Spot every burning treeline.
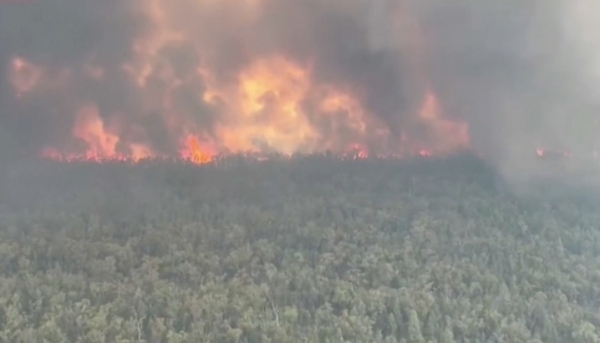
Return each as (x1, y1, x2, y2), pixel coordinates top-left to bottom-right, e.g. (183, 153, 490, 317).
(1, 0, 472, 164)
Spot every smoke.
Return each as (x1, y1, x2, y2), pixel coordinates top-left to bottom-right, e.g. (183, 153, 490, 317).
(370, 0, 600, 179)
(0, 0, 598, 175)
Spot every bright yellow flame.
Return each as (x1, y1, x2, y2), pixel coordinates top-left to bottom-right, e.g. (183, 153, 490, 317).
(217, 56, 318, 154)
(14, 0, 473, 164)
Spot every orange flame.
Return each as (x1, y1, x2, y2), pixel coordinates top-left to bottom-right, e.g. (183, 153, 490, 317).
(10, 0, 474, 164)
(209, 56, 320, 154)
(73, 106, 121, 159)
(181, 135, 214, 164)
(417, 89, 470, 153)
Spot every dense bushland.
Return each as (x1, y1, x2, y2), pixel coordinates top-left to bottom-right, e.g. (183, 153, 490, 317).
(0, 154, 599, 343)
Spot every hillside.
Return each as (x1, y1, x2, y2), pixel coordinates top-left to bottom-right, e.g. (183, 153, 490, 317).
(0, 154, 599, 342)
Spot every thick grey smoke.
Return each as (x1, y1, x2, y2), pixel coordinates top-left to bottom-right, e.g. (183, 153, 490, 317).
(0, 0, 598, 174)
(370, 0, 600, 179)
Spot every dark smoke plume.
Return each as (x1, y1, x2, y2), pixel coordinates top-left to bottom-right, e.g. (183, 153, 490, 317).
(0, 0, 598, 177)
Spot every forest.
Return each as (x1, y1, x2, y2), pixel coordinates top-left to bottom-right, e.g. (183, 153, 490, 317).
(0, 153, 599, 342)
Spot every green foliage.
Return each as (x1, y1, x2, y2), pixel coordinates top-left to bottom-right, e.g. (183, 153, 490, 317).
(0, 155, 598, 342)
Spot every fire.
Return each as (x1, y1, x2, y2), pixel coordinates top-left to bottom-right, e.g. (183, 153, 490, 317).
(345, 143, 369, 160)
(6, 0, 474, 165)
(419, 149, 434, 157)
(181, 135, 214, 164)
(535, 148, 575, 159)
(536, 148, 545, 157)
(208, 56, 320, 154)
(318, 87, 381, 147)
(39, 105, 156, 162)
(416, 89, 470, 153)
(200, 55, 390, 156)
(9, 57, 43, 97)
(73, 106, 121, 159)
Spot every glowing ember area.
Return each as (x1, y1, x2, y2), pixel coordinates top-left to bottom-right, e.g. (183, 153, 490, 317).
(533, 149, 600, 160)
(5, 0, 474, 164)
(419, 149, 434, 157)
(9, 57, 43, 97)
(345, 143, 369, 160)
(536, 148, 545, 157)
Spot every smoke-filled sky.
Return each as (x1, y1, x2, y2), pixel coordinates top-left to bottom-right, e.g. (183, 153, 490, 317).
(0, 0, 599, 164)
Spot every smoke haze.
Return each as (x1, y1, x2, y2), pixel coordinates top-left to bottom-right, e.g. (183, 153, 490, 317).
(0, 0, 598, 176)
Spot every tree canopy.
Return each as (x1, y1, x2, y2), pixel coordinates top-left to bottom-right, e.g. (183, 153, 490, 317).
(0, 154, 598, 342)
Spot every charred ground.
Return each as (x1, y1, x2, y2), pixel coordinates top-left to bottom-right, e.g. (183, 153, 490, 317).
(0, 155, 599, 342)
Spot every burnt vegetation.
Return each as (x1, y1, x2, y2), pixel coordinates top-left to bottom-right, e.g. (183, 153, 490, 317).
(0, 154, 599, 342)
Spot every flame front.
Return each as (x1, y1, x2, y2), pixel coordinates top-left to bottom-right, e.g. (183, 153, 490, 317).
(181, 135, 214, 164)
(209, 56, 320, 154)
(7, 0, 471, 164)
